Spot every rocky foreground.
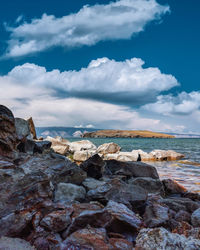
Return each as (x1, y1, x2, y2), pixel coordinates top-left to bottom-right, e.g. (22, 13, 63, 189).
(0, 104, 200, 250)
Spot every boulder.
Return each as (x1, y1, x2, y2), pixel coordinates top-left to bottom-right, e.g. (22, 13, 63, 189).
(62, 227, 109, 250)
(51, 145, 69, 155)
(40, 210, 71, 232)
(104, 160, 159, 179)
(69, 140, 97, 153)
(54, 183, 86, 202)
(45, 136, 69, 147)
(104, 151, 139, 161)
(0, 237, 35, 250)
(83, 178, 106, 191)
(27, 117, 37, 139)
(162, 179, 187, 194)
(15, 118, 31, 140)
(191, 208, 200, 227)
(97, 142, 121, 155)
(135, 227, 200, 250)
(143, 202, 169, 228)
(73, 150, 97, 162)
(149, 149, 184, 161)
(128, 177, 164, 195)
(0, 105, 17, 158)
(80, 154, 105, 179)
(132, 149, 152, 161)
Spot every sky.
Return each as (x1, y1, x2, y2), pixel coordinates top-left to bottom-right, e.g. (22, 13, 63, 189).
(0, 0, 200, 133)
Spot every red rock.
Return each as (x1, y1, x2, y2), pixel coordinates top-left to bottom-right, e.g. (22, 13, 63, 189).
(109, 238, 133, 249)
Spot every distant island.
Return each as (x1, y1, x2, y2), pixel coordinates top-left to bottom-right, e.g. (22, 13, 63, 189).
(83, 130, 175, 138)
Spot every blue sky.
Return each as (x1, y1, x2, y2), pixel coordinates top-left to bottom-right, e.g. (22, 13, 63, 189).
(0, 0, 200, 133)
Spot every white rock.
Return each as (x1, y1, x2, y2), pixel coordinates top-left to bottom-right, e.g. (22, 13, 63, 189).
(69, 140, 97, 153)
(55, 183, 86, 202)
(104, 151, 138, 161)
(136, 227, 200, 250)
(149, 150, 184, 161)
(132, 149, 152, 161)
(97, 142, 121, 155)
(73, 150, 97, 162)
(45, 136, 69, 146)
(191, 208, 200, 227)
(52, 145, 69, 155)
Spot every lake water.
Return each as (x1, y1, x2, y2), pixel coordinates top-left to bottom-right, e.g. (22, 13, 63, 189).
(66, 138, 200, 192)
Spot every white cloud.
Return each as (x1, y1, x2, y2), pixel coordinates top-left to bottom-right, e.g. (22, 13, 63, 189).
(143, 91, 200, 115)
(4, 0, 169, 57)
(7, 57, 179, 104)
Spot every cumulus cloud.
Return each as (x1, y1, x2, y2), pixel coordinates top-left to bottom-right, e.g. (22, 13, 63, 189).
(143, 91, 200, 115)
(7, 57, 179, 104)
(4, 0, 169, 57)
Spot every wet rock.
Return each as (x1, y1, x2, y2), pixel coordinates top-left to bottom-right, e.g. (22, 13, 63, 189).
(40, 210, 71, 232)
(0, 105, 17, 158)
(105, 200, 142, 233)
(54, 183, 86, 202)
(62, 227, 109, 250)
(159, 197, 200, 213)
(97, 142, 121, 155)
(128, 177, 164, 195)
(162, 178, 187, 194)
(83, 178, 106, 191)
(69, 140, 97, 153)
(73, 150, 97, 162)
(149, 149, 184, 161)
(104, 160, 159, 179)
(80, 154, 105, 179)
(191, 208, 200, 227)
(15, 118, 31, 140)
(0, 236, 35, 250)
(143, 202, 169, 228)
(136, 227, 200, 250)
(27, 117, 37, 140)
(175, 210, 191, 223)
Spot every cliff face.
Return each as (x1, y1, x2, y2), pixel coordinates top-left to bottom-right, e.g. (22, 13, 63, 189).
(83, 130, 175, 138)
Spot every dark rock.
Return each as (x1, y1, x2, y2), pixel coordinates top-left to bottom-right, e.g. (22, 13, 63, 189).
(27, 117, 37, 140)
(143, 202, 169, 228)
(82, 177, 106, 191)
(17, 139, 36, 154)
(104, 160, 159, 179)
(128, 177, 164, 195)
(109, 238, 133, 250)
(160, 197, 200, 213)
(162, 179, 187, 195)
(175, 210, 191, 223)
(80, 154, 105, 179)
(0, 105, 17, 158)
(72, 202, 104, 219)
(40, 210, 71, 232)
(34, 140, 52, 154)
(15, 118, 31, 140)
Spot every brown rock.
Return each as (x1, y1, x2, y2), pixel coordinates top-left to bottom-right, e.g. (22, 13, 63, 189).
(27, 117, 37, 139)
(0, 105, 17, 158)
(162, 179, 187, 194)
(109, 238, 133, 250)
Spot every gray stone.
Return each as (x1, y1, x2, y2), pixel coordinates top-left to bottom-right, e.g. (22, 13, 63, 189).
(15, 118, 31, 140)
(82, 178, 106, 191)
(54, 183, 86, 202)
(191, 208, 200, 227)
(0, 237, 35, 250)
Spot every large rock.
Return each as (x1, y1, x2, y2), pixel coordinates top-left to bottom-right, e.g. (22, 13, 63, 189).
(54, 183, 86, 202)
(45, 136, 70, 155)
(104, 160, 159, 179)
(149, 149, 184, 161)
(83, 178, 106, 191)
(191, 208, 200, 227)
(162, 179, 187, 195)
(69, 140, 97, 153)
(27, 117, 37, 139)
(104, 151, 139, 161)
(0, 105, 17, 158)
(73, 150, 97, 162)
(97, 142, 121, 155)
(0, 237, 35, 250)
(135, 227, 200, 250)
(80, 154, 105, 179)
(132, 149, 152, 161)
(128, 177, 164, 195)
(15, 118, 31, 140)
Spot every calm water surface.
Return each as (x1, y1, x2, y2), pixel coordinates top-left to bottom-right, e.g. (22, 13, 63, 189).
(67, 138, 200, 192)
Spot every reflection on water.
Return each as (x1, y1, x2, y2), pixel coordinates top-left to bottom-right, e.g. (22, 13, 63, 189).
(66, 138, 200, 192)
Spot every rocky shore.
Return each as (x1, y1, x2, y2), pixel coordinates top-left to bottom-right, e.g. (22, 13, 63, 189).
(0, 104, 200, 249)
